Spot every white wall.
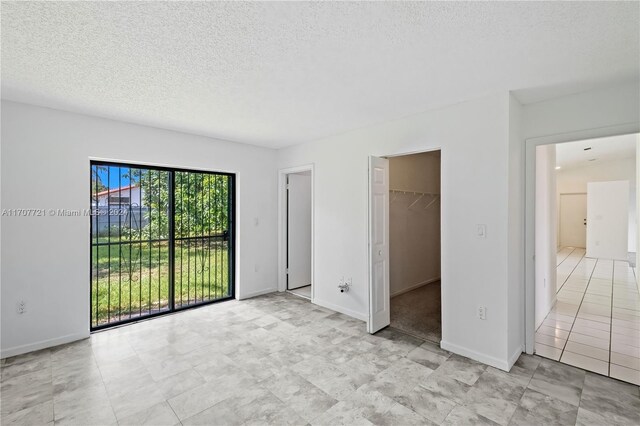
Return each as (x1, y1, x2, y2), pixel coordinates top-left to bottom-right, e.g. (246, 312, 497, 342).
(389, 152, 440, 296)
(535, 145, 557, 329)
(278, 93, 519, 370)
(587, 181, 630, 260)
(0, 101, 278, 358)
(522, 83, 640, 140)
(557, 157, 636, 252)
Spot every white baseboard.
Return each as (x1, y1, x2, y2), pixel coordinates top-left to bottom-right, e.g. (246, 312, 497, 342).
(1, 332, 89, 359)
(391, 277, 441, 298)
(237, 287, 278, 300)
(441, 339, 514, 371)
(313, 298, 368, 322)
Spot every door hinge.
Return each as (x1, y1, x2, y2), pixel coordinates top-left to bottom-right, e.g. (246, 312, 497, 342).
(286, 268, 289, 274)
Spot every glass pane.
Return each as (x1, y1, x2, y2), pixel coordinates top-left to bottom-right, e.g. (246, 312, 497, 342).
(174, 172, 231, 308)
(91, 165, 170, 328)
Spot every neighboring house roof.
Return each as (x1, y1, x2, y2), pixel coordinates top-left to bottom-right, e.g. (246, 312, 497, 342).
(95, 184, 139, 197)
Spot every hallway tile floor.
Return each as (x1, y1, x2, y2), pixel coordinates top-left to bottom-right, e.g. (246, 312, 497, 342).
(2, 292, 639, 425)
(536, 247, 640, 385)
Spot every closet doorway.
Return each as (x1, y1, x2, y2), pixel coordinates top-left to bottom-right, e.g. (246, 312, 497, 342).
(388, 151, 442, 343)
(284, 169, 313, 299)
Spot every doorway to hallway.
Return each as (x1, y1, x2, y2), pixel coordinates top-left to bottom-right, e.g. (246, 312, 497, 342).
(284, 170, 312, 300)
(532, 133, 638, 385)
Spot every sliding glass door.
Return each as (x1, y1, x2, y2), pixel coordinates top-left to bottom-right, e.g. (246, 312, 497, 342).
(90, 161, 234, 330)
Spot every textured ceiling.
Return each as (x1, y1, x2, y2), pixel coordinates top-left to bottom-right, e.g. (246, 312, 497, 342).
(556, 134, 637, 170)
(2, 2, 639, 148)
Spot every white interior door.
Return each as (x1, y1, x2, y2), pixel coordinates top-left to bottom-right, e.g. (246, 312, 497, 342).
(560, 193, 587, 248)
(287, 173, 312, 290)
(587, 180, 629, 260)
(368, 156, 390, 333)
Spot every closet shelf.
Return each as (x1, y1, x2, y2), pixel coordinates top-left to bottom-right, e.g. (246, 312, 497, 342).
(389, 189, 440, 210)
(389, 189, 439, 196)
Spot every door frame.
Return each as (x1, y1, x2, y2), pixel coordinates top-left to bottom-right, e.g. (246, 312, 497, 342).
(558, 192, 587, 248)
(367, 147, 442, 334)
(524, 123, 639, 354)
(278, 164, 315, 301)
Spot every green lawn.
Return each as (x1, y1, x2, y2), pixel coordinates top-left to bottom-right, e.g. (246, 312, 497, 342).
(91, 239, 230, 327)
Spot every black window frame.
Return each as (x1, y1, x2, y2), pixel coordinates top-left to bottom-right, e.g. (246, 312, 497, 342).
(89, 160, 236, 331)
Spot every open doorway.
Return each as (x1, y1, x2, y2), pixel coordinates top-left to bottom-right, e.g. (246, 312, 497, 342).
(285, 170, 312, 299)
(388, 151, 441, 342)
(533, 133, 639, 385)
(368, 150, 442, 342)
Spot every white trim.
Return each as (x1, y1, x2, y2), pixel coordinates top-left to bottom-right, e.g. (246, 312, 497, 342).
(314, 298, 368, 322)
(508, 345, 524, 370)
(390, 277, 440, 298)
(1, 332, 89, 359)
(278, 164, 315, 303)
(441, 340, 517, 371)
(524, 122, 640, 355)
(237, 287, 278, 300)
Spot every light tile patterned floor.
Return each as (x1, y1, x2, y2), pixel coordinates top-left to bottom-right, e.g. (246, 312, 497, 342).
(288, 285, 311, 299)
(536, 247, 640, 385)
(2, 292, 639, 425)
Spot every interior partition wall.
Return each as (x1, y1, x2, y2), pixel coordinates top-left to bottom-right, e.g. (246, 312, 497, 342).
(90, 161, 235, 330)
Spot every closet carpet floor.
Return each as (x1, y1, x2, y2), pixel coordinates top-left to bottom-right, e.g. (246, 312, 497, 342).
(391, 281, 441, 343)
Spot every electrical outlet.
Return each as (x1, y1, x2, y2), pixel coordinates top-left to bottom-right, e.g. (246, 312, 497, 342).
(17, 300, 26, 314)
(338, 277, 350, 293)
(478, 306, 486, 320)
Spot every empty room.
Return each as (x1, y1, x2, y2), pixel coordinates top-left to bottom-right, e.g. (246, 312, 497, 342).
(1, 2, 639, 426)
